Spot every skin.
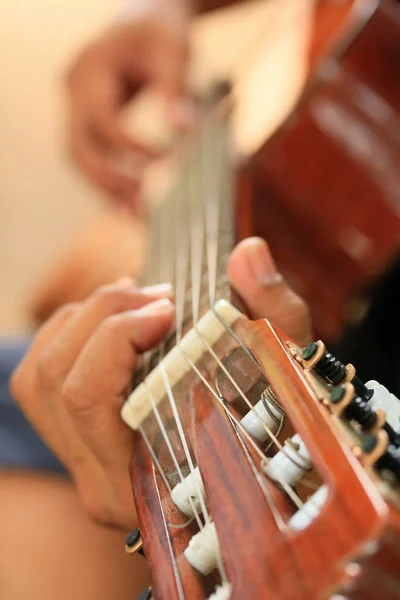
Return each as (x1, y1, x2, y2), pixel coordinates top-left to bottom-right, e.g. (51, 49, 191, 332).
(6, 6, 311, 598)
(3, 238, 311, 599)
(10, 237, 311, 527)
(66, 0, 194, 204)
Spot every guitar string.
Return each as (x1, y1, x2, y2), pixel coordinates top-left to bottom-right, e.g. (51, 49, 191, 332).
(203, 116, 221, 308)
(205, 112, 319, 484)
(139, 107, 307, 483)
(139, 193, 207, 599)
(189, 143, 205, 325)
(200, 109, 286, 447)
(174, 108, 304, 514)
(157, 193, 210, 535)
(138, 425, 195, 529)
(193, 114, 304, 510)
(139, 166, 228, 585)
(182, 138, 229, 582)
(143, 382, 204, 530)
(160, 361, 209, 521)
(175, 175, 190, 342)
(129, 3, 328, 592)
(182, 103, 313, 594)
(141, 104, 306, 517)
(149, 190, 208, 532)
(196, 112, 289, 450)
(135, 96, 315, 590)
(205, 104, 335, 576)
(177, 343, 303, 512)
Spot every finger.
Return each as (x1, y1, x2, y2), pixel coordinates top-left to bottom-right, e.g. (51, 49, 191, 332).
(63, 298, 174, 467)
(68, 118, 140, 202)
(9, 303, 80, 467)
(83, 96, 158, 160)
(227, 237, 312, 346)
(40, 281, 174, 383)
(88, 113, 157, 159)
(73, 59, 159, 156)
(10, 303, 78, 397)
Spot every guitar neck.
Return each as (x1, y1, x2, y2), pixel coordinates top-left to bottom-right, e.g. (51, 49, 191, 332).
(136, 91, 237, 383)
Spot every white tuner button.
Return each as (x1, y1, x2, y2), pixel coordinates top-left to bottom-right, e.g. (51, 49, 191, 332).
(184, 521, 220, 576)
(171, 467, 205, 516)
(207, 583, 232, 600)
(240, 397, 282, 442)
(263, 434, 311, 487)
(367, 380, 400, 433)
(289, 484, 329, 531)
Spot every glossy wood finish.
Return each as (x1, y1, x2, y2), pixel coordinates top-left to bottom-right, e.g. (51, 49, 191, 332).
(130, 2, 400, 598)
(131, 433, 208, 600)
(191, 381, 298, 599)
(239, 317, 398, 598)
(249, 0, 400, 342)
(131, 313, 400, 598)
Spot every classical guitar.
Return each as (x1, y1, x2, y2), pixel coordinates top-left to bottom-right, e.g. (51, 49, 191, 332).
(30, 0, 400, 353)
(120, 78, 400, 599)
(251, 0, 400, 343)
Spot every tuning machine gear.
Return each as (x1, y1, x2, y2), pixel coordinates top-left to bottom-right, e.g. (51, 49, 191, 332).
(301, 341, 373, 401)
(125, 528, 145, 556)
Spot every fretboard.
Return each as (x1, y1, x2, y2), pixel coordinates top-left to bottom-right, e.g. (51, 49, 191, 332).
(136, 91, 236, 386)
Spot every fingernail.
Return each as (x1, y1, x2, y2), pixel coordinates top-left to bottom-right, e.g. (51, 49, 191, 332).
(137, 298, 174, 316)
(140, 283, 174, 297)
(245, 238, 283, 286)
(116, 276, 136, 288)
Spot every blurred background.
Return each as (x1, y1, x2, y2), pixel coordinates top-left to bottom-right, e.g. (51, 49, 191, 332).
(0, 0, 314, 335)
(1, 1, 400, 598)
(1, 0, 400, 353)
(0, 0, 116, 334)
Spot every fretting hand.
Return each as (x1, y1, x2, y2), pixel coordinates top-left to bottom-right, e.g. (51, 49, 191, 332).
(66, 0, 193, 206)
(10, 238, 311, 530)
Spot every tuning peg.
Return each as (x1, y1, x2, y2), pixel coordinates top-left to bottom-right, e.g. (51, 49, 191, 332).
(354, 431, 400, 480)
(171, 467, 205, 516)
(125, 528, 145, 556)
(329, 383, 400, 447)
(329, 383, 385, 429)
(207, 583, 232, 600)
(240, 385, 283, 443)
(184, 521, 220, 576)
(302, 341, 347, 383)
(301, 342, 373, 401)
(263, 434, 311, 487)
(353, 431, 388, 470)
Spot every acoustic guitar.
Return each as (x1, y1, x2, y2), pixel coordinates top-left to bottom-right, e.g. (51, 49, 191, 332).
(119, 37, 400, 600)
(251, 0, 400, 344)
(30, 0, 400, 355)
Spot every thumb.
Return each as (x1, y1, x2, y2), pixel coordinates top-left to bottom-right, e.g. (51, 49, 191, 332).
(227, 237, 312, 346)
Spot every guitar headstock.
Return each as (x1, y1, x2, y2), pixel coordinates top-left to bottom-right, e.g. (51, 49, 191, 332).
(122, 301, 400, 600)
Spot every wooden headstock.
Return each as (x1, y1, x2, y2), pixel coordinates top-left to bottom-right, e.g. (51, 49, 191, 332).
(123, 304, 400, 600)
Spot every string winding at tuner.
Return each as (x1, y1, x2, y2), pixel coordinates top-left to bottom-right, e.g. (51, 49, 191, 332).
(121, 88, 327, 600)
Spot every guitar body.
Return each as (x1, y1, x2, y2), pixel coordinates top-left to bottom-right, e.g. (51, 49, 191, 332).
(245, 0, 400, 342)
(122, 4, 400, 599)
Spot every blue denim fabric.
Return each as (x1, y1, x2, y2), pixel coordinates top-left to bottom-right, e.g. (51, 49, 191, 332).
(0, 337, 65, 473)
